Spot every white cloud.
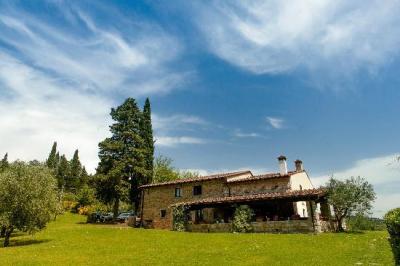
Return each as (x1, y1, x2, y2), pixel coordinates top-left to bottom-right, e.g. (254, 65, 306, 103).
(266, 116, 284, 129)
(0, 2, 190, 172)
(155, 136, 207, 147)
(0, 52, 111, 173)
(152, 114, 210, 148)
(233, 129, 263, 138)
(234, 132, 261, 138)
(311, 153, 400, 217)
(152, 114, 208, 131)
(191, 0, 400, 76)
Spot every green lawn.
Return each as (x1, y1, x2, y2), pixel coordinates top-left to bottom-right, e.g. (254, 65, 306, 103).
(0, 213, 394, 265)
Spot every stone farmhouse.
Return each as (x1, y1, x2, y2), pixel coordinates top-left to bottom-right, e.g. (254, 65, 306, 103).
(139, 156, 335, 233)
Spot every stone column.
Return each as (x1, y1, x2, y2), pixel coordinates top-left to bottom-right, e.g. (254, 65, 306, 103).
(306, 201, 321, 233)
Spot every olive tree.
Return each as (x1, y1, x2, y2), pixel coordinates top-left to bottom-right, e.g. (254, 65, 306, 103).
(326, 176, 376, 232)
(0, 162, 59, 247)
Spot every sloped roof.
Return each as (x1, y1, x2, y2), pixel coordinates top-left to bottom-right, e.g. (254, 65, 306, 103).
(226, 171, 300, 183)
(171, 188, 326, 207)
(139, 170, 253, 188)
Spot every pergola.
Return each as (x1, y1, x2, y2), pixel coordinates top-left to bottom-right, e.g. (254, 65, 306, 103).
(171, 188, 328, 232)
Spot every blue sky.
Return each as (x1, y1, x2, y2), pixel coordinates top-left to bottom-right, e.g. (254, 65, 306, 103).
(0, 0, 399, 216)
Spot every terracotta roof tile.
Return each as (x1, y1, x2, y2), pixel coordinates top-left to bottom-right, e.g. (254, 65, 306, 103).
(226, 171, 299, 183)
(139, 170, 252, 188)
(171, 188, 326, 207)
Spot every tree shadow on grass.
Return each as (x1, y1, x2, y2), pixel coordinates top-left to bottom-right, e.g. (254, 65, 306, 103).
(1, 239, 51, 248)
(342, 230, 365, 235)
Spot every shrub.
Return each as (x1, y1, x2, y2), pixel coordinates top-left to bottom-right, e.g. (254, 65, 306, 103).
(172, 205, 188, 231)
(63, 200, 78, 211)
(384, 208, 400, 265)
(347, 214, 385, 231)
(77, 185, 96, 207)
(232, 205, 254, 233)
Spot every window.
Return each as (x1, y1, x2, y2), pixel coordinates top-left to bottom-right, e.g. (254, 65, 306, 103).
(193, 185, 202, 196)
(160, 209, 166, 218)
(175, 187, 182, 197)
(195, 209, 203, 222)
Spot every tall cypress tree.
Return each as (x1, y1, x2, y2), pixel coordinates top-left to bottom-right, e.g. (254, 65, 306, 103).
(55, 152, 60, 169)
(46, 142, 58, 169)
(57, 155, 70, 190)
(80, 166, 89, 187)
(141, 98, 154, 184)
(97, 98, 147, 216)
(70, 149, 82, 191)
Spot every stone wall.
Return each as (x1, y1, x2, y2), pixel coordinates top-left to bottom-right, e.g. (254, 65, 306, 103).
(228, 177, 290, 196)
(141, 179, 227, 229)
(187, 220, 314, 233)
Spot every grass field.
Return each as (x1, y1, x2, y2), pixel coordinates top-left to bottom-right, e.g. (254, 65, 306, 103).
(0, 213, 394, 265)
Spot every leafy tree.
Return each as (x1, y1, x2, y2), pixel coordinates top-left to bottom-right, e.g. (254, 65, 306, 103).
(57, 155, 70, 190)
(140, 98, 154, 184)
(179, 170, 200, 179)
(46, 142, 58, 169)
(326, 176, 376, 232)
(28, 160, 42, 166)
(0, 153, 9, 172)
(0, 162, 58, 247)
(70, 149, 82, 190)
(97, 98, 147, 216)
(153, 155, 180, 183)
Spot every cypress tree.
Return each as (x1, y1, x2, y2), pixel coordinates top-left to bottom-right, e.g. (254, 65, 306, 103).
(70, 149, 82, 191)
(80, 166, 89, 187)
(97, 98, 147, 216)
(46, 142, 58, 169)
(141, 98, 154, 184)
(57, 155, 70, 190)
(55, 152, 60, 169)
(0, 153, 9, 171)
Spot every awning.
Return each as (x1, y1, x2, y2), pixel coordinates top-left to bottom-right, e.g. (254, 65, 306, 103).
(170, 188, 327, 208)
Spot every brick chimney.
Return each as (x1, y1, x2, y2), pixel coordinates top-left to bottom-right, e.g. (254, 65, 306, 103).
(295, 159, 303, 172)
(278, 155, 288, 175)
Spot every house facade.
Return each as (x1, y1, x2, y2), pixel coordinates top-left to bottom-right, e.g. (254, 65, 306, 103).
(139, 156, 335, 233)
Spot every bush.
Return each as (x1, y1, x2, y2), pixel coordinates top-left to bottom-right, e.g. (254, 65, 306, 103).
(232, 205, 254, 233)
(172, 205, 188, 231)
(347, 214, 385, 231)
(77, 185, 96, 207)
(384, 208, 400, 265)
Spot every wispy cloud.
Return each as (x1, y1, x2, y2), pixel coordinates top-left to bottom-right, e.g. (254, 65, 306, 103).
(312, 153, 400, 217)
(0, 2, 189, 172)
(189, 0, 400, 79)
(155, 136, 208, 147)
(152, 114, 210, 147)
(152, 114, 208, 131)
(233, 129, 263, 138)
(0, 2, 188, 95)
(266, 116, 284, 129)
